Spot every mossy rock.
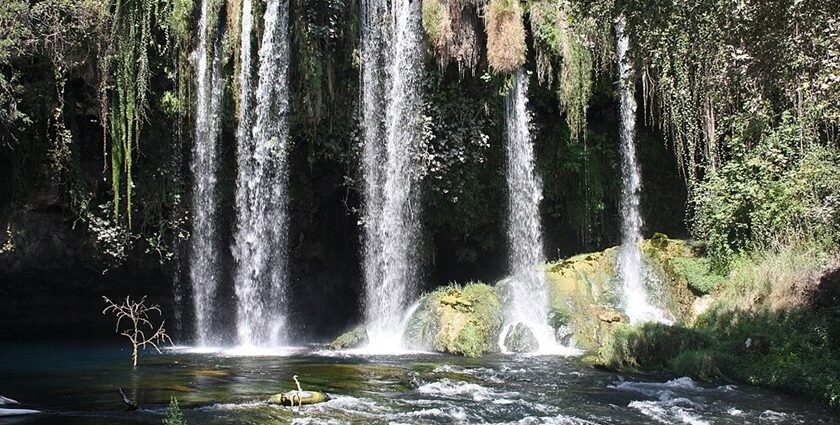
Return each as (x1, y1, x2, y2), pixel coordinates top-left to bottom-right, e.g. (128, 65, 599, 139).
(404, 283, 503, 357)
(543, 237, 699, 350)
(329, 325, 368, 350)
(502, 322, 538, 353)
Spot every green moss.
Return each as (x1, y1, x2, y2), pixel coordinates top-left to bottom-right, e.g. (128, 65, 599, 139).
(404, 282, 503, 357)
(329, 325, 369, 350)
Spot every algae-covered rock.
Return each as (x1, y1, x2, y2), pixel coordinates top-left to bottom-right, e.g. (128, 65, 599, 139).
(544, 236, 699, 350)
(502, 322, 538, 353)
(329, 325, 368, 350)
(404, 283, 503, 357)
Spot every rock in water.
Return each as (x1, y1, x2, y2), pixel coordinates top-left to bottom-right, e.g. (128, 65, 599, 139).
(268, 390, 329, 406)
(329, 325, 369, 350)
(504, 322, 538, 353)
(403, 283, 503, 357)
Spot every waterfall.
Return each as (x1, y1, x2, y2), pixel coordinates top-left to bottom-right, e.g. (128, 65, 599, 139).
(499, 70, 562, 353)
(360, 0, 423, 349)
(189, 0, 224, 346)
(232, 0, 291, 347)
(615, 16, 669, 324)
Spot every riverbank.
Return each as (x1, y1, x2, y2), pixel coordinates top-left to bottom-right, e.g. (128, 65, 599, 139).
(593, 242, 840, 408)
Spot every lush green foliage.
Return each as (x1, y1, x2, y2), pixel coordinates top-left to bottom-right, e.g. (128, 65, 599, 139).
(599, 244, 840, 407)
(528, 0, 594, 142)
(670, 257, 724, 295)
(691, 138, 840, 268)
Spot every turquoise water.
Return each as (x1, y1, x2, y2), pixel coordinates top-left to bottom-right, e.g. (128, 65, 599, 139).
(0, 343, 836, 424)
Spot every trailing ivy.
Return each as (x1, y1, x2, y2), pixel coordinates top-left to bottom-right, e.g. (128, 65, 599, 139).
(528, 0, 593, 142)
(99, 0, 160, 226)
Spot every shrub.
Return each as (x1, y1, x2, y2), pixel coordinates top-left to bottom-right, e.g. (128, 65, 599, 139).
(670, 257, 725, 295)
(691, 120, 840, 269)
(163, 397, 186, 425)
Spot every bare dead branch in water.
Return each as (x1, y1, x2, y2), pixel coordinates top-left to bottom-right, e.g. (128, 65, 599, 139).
(102, 295, 173, 367)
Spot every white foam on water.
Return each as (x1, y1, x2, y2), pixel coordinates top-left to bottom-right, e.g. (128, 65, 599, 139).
(431, 365, 504, 383)
(199, 401, 266, 412)
(220, 345, 301, 357)
(431, 365, 466, 374)
(168, 345, 223, 354)
(759, 410, 789, 422)
(168, 345, 302, 357)
(628, 399, 710, 425)
(0, 408, 39, 417)
(417, 379, 519, 403)
(0, 396, 19, 406)
(610, 377, 719, 425)
(727, 408, 744, 416)
(291, 419, 349, 425)
(302, 394, 388, 417)
(386, 406, 468, 422)
(487, 415, 602, 425)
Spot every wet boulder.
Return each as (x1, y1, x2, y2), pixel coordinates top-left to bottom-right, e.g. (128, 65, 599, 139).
(404, 283, 503, 357)
(329, 325, 369, 350)
(502, 322, 538, 353)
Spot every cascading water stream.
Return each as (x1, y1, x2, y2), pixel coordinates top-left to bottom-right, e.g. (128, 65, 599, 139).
(360, 0, 423, 350)
(232, 0, 291, 347)
(499, 70, 569, 354)
(615, 16, 669, 324)
(189, 0, 224, 346)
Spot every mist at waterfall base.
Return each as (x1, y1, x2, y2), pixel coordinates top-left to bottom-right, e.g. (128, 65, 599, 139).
(2, 343, 837, 425)
(615, 16, 671, 325)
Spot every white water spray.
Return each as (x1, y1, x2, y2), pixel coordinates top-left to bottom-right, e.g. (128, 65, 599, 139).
(499, 70, 573, 355)
(615, 16, 669, 324)
(232, 0, 292, 347)
(360, 0, 424, 349)
(189, 0, 224, 346)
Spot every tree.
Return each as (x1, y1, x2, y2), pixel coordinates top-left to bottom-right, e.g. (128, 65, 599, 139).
(102, 295, 172, 367)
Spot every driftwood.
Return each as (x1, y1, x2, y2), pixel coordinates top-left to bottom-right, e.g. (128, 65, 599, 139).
(268, 375, 330, 408)
(118, 388, 138, 411)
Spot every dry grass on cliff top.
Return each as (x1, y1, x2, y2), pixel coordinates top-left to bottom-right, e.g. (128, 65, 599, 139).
(485, 0, 525, 73)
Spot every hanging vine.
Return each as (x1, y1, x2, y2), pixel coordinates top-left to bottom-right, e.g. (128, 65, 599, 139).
(528, 0, 593, 142)
(99, 0, 158, 226)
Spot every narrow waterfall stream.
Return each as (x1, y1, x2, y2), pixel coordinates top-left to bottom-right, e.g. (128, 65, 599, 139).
(188, 0, 224, 346)
(360, 0, 424, 349)
(615, 16, 669, 324)
(232, 0, 292, 347)
(499, 70, 568, 354)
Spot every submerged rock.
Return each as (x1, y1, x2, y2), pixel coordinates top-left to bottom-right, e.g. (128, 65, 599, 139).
(329, 325, 369, 350)
(502, 322, 538, 353)
(404, 283, 503, 357)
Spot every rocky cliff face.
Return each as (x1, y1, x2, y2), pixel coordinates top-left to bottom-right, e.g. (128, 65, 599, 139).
(0, 197, 171, 339)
